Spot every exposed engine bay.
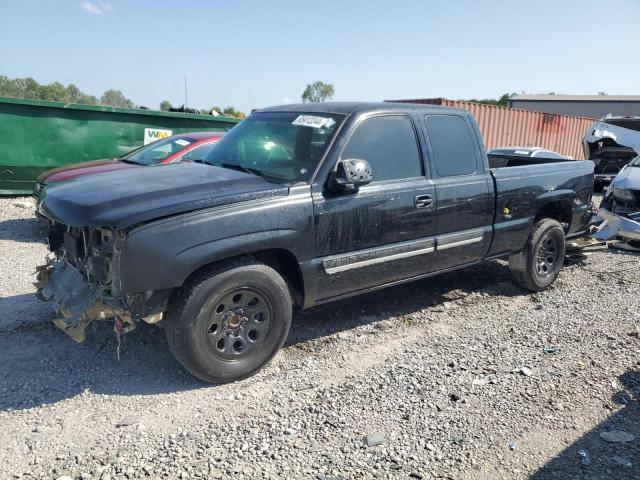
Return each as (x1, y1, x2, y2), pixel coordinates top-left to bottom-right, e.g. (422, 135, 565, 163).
(583, 116, 640, 188)
(35, 222, 161, 343)
(48, 223, 119, 292)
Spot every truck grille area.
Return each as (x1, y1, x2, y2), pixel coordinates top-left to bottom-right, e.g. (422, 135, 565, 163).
(48, 222, 116, 293)
(32, 181, 46, 201)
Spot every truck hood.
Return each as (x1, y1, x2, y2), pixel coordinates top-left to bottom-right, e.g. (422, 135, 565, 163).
(38, 163, 289, 229)
(39, 158, 139, 184)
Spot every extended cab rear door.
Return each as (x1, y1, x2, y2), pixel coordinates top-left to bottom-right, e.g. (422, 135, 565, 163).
(421, 113, 493, 271)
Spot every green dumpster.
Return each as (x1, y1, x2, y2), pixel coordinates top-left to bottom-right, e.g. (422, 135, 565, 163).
(0, 96, 240, 194)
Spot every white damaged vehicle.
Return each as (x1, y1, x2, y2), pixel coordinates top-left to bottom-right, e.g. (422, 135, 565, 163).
(595, 155, 640, 246)
(583, 115, 640, 191)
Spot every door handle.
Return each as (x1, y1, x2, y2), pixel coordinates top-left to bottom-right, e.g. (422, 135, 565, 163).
(415, 194, 433, 209)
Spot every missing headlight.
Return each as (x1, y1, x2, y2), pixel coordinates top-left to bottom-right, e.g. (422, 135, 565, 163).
(613, 188, 634, 201)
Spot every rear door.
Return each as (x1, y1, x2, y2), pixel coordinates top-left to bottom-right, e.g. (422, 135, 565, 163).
(312, 113, 437, 300)
(422, 114, 493, 271)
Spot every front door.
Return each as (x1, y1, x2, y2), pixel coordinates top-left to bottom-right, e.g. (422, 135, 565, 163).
(312, 114, 437, 301)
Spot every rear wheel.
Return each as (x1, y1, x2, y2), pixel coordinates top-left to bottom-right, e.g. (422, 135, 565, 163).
(509, 219, 566, 291)
(165, 259, 292, 383)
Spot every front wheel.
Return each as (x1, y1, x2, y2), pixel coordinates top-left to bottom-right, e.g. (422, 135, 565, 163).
(165, 259, 292, 383)
(509, 219, 566, 292)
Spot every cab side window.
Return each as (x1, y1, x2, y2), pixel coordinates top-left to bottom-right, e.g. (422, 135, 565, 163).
(341, 115, 422, 182)
(425, 115, 478, 176)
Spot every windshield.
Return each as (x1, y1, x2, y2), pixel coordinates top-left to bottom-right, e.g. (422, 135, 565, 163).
(201, 112, 343, 182)
(122, 136, 198, 165)
(630, 155, 640, 167)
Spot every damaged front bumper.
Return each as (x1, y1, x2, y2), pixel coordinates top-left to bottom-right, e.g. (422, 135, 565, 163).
(592, 208, 640, 242)
(35, 260, 137, 342)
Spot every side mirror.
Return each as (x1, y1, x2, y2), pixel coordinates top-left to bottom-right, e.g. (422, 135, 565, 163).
(329, 159, 373, 192)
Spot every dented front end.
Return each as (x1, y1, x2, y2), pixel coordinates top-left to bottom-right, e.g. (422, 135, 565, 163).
(583, 118, 640, 183)
(594, 163, 640, 245)
(35, 222, 160, 342)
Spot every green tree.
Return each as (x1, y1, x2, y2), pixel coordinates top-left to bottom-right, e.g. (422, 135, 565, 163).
(160, 100, 172, 111)
(496, 93, 514, 106)
(465, 92, 515, 107)
(0, 76, 17, 97)
(40, 82, 68, 102)
(5, 77, 41, 99)
(79, 93, 99, 105)
(21, 77, 41, 99)
(8, 77, 26, 97)
(222, 106, 246, 119)
(301, 81, 334, 103)
(66, 84, 83, 103)
(0, 76, 102, 105)
(100, 89, 134, 108)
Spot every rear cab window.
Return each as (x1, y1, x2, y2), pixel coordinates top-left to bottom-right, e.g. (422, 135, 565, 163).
(424, 115, 479, 177)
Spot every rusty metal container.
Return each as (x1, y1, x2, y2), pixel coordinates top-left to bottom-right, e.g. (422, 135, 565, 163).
(387, 98, 595, 160)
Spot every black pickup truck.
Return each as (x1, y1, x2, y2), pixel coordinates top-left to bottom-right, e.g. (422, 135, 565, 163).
(35, 102, 594, 383)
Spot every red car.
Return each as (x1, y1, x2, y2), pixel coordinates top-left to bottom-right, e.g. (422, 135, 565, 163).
(34, 131, 225, 198)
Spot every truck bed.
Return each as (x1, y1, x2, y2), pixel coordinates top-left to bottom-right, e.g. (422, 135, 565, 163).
(487, 161, 595, 257)
(487, 153, 570, 169)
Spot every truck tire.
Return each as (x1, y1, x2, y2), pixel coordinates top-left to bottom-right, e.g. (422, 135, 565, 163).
(508, 219, 566, 292)
(165, 259, 292, 383)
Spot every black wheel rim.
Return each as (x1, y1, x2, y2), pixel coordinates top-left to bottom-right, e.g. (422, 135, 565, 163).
(202, 287, 272, 361)
(535, 235, 559, 276)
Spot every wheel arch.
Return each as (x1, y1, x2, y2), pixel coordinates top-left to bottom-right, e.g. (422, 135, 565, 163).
(508, 217, 566, 292)
(534, 198, 573, 232)
(181, 248, 306, 307)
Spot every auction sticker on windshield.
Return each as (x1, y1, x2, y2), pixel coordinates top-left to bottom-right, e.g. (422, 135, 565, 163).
(292, 115, 336, 129)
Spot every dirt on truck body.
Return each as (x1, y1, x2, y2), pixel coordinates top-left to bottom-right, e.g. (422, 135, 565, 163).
(35, 101, 595, 384)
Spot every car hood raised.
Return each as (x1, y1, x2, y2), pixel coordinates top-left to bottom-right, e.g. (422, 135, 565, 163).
(38, 163, 288, 229)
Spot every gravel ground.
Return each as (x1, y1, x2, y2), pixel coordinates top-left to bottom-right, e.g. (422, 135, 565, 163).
(1, 195, 640, 480)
